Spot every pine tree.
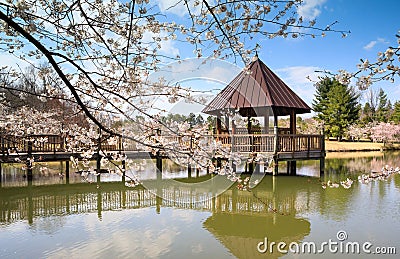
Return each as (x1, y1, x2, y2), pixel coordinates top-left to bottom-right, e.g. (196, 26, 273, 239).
(376, 88, 389, 122)
(390, 101, 400, 123)
(312, 78, 360, 141)
(312, 77, 334, 121)
(361, 102, 374, 125)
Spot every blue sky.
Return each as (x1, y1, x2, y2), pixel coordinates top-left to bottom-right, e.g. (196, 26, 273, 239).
(257, 0, 400, 105)
(2, 0, 399, 115)
(153, 0, 400, 112)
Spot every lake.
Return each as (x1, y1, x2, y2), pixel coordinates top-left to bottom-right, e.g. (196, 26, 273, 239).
(0, 152, 399, 258)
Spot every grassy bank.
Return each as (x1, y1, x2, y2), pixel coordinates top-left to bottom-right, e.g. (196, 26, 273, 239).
(325, 140, 400, 152)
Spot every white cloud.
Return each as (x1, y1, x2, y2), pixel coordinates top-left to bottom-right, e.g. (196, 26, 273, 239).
(142, 31, 180, 57)
(363, 40, 377, 50)
(363, 38, 389, 50)
(297, 0, 327, 20)
(276, 66, 324, 106)
(149, 58, 240, 86)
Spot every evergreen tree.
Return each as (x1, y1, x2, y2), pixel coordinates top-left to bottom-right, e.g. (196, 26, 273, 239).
(390, 101, 400, 123)
(361, 102, 374, 125)
(313, 78, 360, 141)
(386, 100, 393, 120)
(376, 88, 389, 122)
(187, 113, 196, 127)
(312, 77, 334, 121)
(195, 114, 205, 125)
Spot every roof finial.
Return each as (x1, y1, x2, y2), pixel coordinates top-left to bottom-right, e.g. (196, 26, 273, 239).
(252, 51, 259, 61)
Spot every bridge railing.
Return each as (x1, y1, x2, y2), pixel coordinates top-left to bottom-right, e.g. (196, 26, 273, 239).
(0, 134, 140, 155)
(0, 132, 324, 156)
(0, 134, 65, 154)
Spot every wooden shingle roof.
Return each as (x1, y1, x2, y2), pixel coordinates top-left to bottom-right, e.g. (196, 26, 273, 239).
(202, 56, 311, 117)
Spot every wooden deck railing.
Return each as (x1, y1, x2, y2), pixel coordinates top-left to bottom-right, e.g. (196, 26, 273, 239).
(1, 133, 324, 156)
(159, 134, 324, 154)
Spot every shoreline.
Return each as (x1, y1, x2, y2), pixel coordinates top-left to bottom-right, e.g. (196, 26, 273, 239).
(325, 140, 400, 152)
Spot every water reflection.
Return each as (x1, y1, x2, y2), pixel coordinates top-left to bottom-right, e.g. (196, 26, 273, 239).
(0, 152, 400, 258)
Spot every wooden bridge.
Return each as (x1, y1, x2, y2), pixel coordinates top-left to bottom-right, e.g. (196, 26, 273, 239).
(0, 130, 325, 176)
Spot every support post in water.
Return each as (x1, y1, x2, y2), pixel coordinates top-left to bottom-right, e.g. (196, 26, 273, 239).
(27, 140, 33, 181)
(122, 159, 126, 183)
(248, 160, 254, 174)
(156, 151, 162, 173)
(96, 128, 101, 174)
(273, 126, 279, 176)
(188, 163, 192, 178)
(287, 161, 296, 175)
(320, 157, 325, 175)
(65, 160, 70, 178)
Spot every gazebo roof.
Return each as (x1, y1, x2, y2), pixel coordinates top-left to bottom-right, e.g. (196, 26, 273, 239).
(202, 55, 311, 117)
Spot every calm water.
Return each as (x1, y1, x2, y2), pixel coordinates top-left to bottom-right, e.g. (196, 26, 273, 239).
(1, 152, 400, 258)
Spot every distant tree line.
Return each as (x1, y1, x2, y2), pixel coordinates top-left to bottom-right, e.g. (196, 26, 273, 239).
(0, 64, 89, 130)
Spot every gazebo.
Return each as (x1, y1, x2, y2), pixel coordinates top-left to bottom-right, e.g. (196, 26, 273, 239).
(202, 55, 325, 175)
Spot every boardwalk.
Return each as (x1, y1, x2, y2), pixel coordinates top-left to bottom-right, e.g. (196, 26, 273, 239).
(0, 131, 325, 175)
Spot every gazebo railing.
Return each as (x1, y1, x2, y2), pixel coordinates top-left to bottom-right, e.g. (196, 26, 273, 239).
(277, 134, 323, 152)
(217, 134, 323, 153)
(157, 134, 324, 154)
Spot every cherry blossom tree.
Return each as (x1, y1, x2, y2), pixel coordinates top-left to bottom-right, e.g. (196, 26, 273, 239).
(0, 0, 348, 135)
(334, 32, 399, 90)
(0, 0, 349, 184)
(370, 122, 400, 146)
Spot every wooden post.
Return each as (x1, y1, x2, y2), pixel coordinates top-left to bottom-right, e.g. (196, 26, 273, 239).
(65, 160, 70, 184)
(122, 159, 126, 183)
(273, 159, 278, 176)
(247, 116, 252, 134)
(216, 116, 222, 135)
(264, 109, 269, 133)
(188, 163, 192, 178)
(27, 140, 33, 180)
(225, 115, 230, 133)
(273, 126, 279, 176)
(65, 160, 70, 178)
(231, 119, 236, 152)
(290, 110, 296, 134)
(320, 128, 326, 175)
(0, 162, 2, 186)
(97, 128, 101, 174)
(287, 161, 296, 175)
(231, 119, 236, 134)
(248, 160, 254, 174)
(320, 157, 325, 175)
(156, 151, 162, 173)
